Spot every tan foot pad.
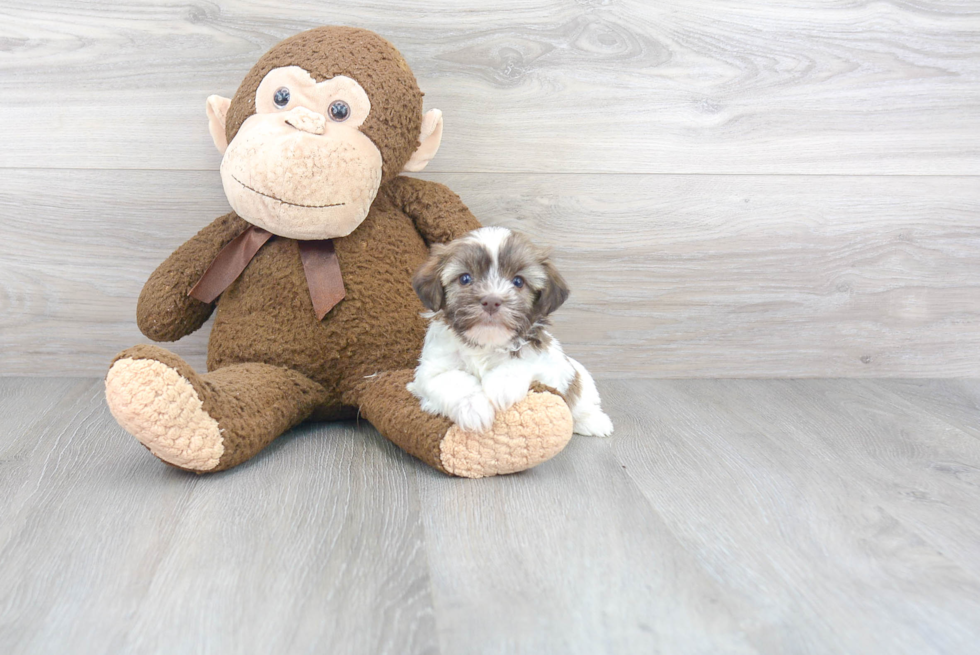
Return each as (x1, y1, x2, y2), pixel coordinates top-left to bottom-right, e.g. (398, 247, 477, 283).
(440, 392, 573, 478)
(105, 358, 224, 471)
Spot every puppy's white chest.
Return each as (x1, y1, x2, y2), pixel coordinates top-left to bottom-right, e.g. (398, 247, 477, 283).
(460, 348, 511, 380)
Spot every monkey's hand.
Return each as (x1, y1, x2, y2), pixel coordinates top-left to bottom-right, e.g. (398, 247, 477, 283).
(385, 176, 481, 245)
(136, 212, 249, 342)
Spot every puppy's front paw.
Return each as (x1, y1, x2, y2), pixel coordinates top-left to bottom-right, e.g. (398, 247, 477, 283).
(482, 374, 529, 412)
(450, 392, 496, 433)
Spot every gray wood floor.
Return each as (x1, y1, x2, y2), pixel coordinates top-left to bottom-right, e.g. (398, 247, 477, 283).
(2, 378, 979, 654)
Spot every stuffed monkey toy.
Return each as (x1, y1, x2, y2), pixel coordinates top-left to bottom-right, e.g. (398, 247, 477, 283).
(104, 26, 573, 478)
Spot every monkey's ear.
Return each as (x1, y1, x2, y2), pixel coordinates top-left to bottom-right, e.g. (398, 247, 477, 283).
(402, 109, 443, 173)
(206, 95, 232, 155)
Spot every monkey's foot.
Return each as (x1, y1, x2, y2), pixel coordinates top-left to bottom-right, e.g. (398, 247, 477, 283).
(105, 347, 224, 472)
(358, 371, 574, 478)
(439, 391, 573, 478)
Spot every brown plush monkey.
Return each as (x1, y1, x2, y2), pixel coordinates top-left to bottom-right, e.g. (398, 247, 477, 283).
(104, 27, 573, 477)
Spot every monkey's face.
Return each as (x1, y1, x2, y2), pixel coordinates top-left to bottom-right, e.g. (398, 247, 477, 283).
(216, 66, 382, 240)
(205, 27, 444, 240)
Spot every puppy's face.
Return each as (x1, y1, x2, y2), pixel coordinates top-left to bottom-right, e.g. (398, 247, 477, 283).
(413, 227, 570, 347)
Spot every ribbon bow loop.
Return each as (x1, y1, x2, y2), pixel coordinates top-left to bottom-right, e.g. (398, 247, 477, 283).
(189, 225, 345, 320)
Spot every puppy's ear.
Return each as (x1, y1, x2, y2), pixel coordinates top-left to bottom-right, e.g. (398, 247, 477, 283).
(535, 259, 570, 316)
(413, 244, 448, 311)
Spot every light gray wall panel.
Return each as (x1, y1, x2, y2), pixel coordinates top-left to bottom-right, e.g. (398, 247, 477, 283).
(2, 170, 977, 376)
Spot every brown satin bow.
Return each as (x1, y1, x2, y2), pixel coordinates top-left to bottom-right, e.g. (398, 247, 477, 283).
(188, 225, 346, 320)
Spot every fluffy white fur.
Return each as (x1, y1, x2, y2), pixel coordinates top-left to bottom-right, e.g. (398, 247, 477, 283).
(407, 227, 613, 436)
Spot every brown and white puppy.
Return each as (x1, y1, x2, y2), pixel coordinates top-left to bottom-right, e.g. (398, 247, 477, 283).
(407, 227, 613, 436)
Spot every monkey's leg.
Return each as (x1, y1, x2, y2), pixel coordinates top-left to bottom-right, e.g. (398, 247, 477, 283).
(105, 345, 327, 473)
(356, 370, 573, 478)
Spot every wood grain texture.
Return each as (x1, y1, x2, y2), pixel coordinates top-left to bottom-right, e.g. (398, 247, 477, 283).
(415, 440, 757, 655)
(3, 377, 980, 653)
(2, 169, 978, 377)
(0, 379, 439, 655)
(1, 1, 978, 174)
(2, 1, 979, 375)
(603, 378, 980, 655)
(877, 379, 980, 441)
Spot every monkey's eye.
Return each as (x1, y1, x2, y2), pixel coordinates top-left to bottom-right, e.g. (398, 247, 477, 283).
(329, 100, 351, 122)
(512, 276, 525, 288)
(459, 273, 473, 286)
(273, 87, 291, 108)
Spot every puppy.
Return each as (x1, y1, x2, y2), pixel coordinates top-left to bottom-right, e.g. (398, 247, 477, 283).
(407, 226, 613, 437)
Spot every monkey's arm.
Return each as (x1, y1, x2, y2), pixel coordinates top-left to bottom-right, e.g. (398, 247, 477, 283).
(385, 176, 481, 244)
(136, 211, 249, 342)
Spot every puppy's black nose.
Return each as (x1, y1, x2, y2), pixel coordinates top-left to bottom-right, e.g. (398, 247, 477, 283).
(481, 295, 503, 315)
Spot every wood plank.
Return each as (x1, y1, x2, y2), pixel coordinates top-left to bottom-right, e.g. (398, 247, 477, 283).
(415, 430, 758, 654)
(653, 379, 980, 580)
(1, 1, 978, 173)
(3, 377, 980, 652)
(605, 379, 980, 655)
(876, 379, 980, 442)
(2, 169, 979, 377)
(0, 377, 82, 446)
(0, 381, 439, 654)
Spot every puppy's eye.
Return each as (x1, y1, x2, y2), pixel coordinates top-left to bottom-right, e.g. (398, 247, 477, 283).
(329, 100, 350, 122)
(512, 276, 525, 288)
(459, 273, 473, 286)
(273, 87, 291, 108)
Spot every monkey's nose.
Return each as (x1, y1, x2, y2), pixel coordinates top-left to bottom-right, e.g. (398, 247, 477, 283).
(283, 106, 326, 135)
(481, 295, 503, 315)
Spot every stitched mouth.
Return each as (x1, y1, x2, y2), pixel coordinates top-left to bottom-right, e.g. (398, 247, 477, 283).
(231, 174, 345, 209)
